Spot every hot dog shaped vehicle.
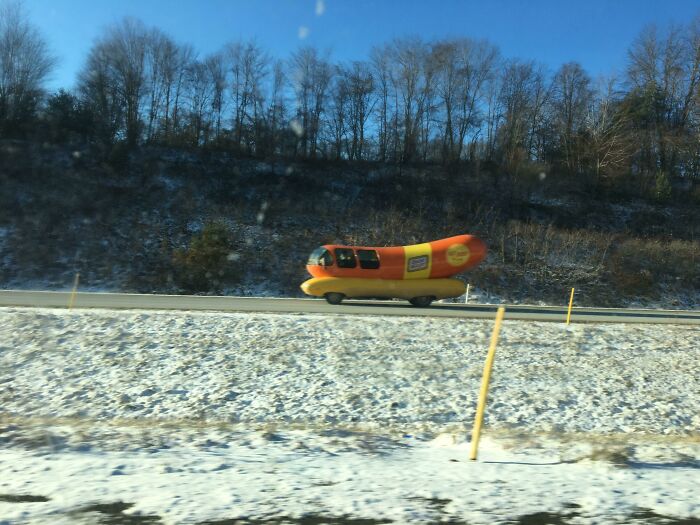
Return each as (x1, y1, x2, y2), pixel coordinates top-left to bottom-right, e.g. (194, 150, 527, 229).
(301, 234, 486, 306)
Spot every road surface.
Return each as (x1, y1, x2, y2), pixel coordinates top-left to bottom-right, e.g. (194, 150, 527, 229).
(1, 290, 698, 324)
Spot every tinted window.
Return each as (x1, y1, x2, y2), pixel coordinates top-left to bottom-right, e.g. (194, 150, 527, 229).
(357, 249, 380, 269)
(307, 247, 333, 266)
(334, 248, 357, 268)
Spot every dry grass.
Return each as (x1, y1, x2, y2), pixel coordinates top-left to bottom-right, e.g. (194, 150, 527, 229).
(608, 238, 700, 295)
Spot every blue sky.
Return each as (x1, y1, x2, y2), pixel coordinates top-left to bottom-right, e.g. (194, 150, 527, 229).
(24, 0, 700, 91)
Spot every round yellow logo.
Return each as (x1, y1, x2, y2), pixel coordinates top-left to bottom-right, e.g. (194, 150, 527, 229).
(446, 243, 470, 266)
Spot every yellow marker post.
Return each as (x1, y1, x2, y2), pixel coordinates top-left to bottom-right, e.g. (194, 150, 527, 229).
(566, 287, 575, 325)
(68, 273, 80, 309)
(469, 306, 505, 461)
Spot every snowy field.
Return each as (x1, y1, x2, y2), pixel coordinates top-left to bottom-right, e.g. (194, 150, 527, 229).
(0, 307, 698, 524)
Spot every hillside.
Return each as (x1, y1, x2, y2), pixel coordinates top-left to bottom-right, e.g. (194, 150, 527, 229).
(1, 140, 699, 308)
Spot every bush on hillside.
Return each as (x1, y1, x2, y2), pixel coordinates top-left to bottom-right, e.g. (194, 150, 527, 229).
(653, 171, 672, 203)
(172, 221, 239, 293)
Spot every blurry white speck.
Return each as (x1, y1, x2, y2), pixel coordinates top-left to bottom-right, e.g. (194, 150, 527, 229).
(290, 119, 303, 137)
(315, 0, 325, 16)
(227, 252, 241, 262)
(539, 172, 547, 181)
(260, 201, 269, 211)
(256, 212, 265, 224)
(72, 151, 81, 159)
(285, 166, 294, 175)
(298, 26, 309, 40)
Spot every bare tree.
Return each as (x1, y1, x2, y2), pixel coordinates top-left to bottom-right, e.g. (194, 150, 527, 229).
(79, 18, 198, 147)
(227, 40, 269, 153)
(682, 15, 700, 179)
(290, 46, 332, 158)
(389, 37, 432, 162)
(482, 73, 503, 162)
(79, 41, 124, 144)
(327, 66, 349, 160)
(263, 59, 286, 155)
(168, 43, 194, 143)
(432, 40, 460, 162)
(0, 0, 55, 135)
(419, 50, 438, 162)
(626, 23, 700, 178)
(110, 19, 148, 146)
(584, 77, 632, 184)
(552, 62, 593, 172)
(370, 44, 393, 161)
(184, 59, 214, 146)
(525, 65, 553, 163)
(345, 61, 375, 160)
(79, 18, 149, 146)
(41, 8, 700, 186)
(144, 28, 179, 142)
(205, 52, 227, 141)
(433, 38, 499, 163)
(497, 60, 539, 169)
(248, 48, 270, 155)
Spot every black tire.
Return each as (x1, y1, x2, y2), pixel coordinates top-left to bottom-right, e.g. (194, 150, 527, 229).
(409, 296, 434, 307)
(324, 292, 345, 305)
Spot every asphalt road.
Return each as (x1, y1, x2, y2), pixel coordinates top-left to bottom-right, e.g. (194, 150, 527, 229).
(1, 290, 699, 324)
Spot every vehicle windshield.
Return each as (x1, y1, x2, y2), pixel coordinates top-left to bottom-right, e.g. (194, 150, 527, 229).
(307, 246, 333, 266)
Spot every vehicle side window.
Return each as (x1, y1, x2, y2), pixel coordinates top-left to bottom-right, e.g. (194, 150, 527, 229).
(357, 249, 380, 269)
(334, 248, 357, 268)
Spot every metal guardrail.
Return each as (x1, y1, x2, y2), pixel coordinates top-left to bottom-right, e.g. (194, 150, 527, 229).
(1, 290, 699, 325)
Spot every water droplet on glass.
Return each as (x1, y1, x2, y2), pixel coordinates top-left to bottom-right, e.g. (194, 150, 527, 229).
(290, 119, 303, 137)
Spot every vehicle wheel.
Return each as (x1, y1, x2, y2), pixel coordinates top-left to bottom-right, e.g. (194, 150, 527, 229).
(409, 296, 434, 307)
(324, 292, 345, 305)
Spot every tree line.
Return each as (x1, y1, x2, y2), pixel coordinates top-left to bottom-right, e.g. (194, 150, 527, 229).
(2, 1, 700, 197)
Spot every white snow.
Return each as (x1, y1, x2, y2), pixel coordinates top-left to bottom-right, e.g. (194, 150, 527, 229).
(0, 307, 698, 524)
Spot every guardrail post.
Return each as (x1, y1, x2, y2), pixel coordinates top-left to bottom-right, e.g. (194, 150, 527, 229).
(68, 273, 80, 309)
(465, 283, 471, 304)
(469, 306, 505, 461)
(566, 287, 575, 325)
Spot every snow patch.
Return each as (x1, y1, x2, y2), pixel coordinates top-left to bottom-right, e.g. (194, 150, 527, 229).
(0, 307, 698, 523)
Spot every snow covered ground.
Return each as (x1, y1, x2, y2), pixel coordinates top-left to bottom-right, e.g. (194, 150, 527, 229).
(0, 307, 698, 524)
